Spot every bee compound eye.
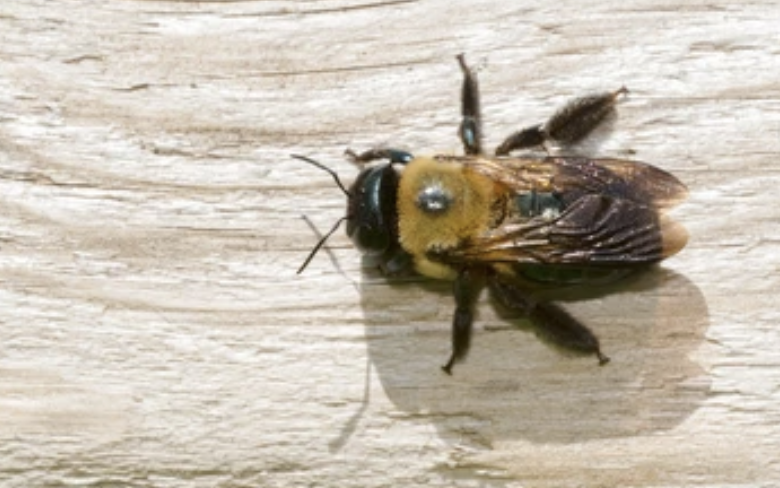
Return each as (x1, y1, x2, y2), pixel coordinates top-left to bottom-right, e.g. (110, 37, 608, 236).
(416, 183, 452, 214)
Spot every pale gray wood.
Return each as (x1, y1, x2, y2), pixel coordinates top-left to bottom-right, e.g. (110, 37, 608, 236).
(1, 1, 779, 486)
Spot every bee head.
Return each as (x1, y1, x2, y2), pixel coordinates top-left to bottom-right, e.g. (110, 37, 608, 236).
(291, 155, 400, 274)
(345, 164, 399, 255)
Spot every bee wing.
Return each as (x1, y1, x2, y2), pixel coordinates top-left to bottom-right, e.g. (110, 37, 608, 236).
(557, 157, 689, 210)
(442, 193, 688, 266)
(468, 156, 688, 210)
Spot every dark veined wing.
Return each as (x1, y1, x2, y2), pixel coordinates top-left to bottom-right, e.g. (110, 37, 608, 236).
(439, 156, 688, 267)
(444, 194, 687, 265)
(463, 156, 688, 210)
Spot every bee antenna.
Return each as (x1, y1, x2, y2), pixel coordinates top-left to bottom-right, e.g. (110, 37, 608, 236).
(297, 216, 348, 274)
(291, 154, 350, 197)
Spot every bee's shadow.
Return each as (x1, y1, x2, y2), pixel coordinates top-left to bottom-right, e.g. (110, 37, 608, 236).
(359, 263, 710, 444)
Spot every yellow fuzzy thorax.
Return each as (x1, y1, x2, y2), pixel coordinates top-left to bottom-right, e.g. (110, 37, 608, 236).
(396, 156, 498, 280)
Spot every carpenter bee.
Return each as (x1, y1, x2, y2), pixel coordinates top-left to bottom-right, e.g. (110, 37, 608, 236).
(294, 54, 688, 375)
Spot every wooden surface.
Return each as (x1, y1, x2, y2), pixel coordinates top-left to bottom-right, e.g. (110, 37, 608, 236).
(2, 1, 779, 486)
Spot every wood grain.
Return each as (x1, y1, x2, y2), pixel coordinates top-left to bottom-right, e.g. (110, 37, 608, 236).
(2, 1, 779, 486)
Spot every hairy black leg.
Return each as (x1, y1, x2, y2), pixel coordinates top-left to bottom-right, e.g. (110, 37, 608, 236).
(495, 86, 628, 155)
(488, 276, 609, 364)
(442, 267, 486, 375)
(544, 86, 628, 147)
(495, 123, 546, 156)
(456, 54, 483, 155)
(345, 148, 413, 165)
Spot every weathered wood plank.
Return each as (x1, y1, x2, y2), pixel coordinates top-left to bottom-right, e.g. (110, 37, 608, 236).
(1, 1, 779, 486)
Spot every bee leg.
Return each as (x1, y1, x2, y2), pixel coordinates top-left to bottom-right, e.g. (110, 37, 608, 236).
(456, 54, 483, 155)
(378, 245, 415, 277)
(495, 124, 546, 155)
(488, 276, 610, 365)
(494, 86, 628, 155)
(544, 86, 628, 147)
(345, 148, 413, 165)
(442, 267, 486, 375)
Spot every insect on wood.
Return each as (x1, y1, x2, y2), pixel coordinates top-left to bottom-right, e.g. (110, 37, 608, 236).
(294, 54, 688, 374)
